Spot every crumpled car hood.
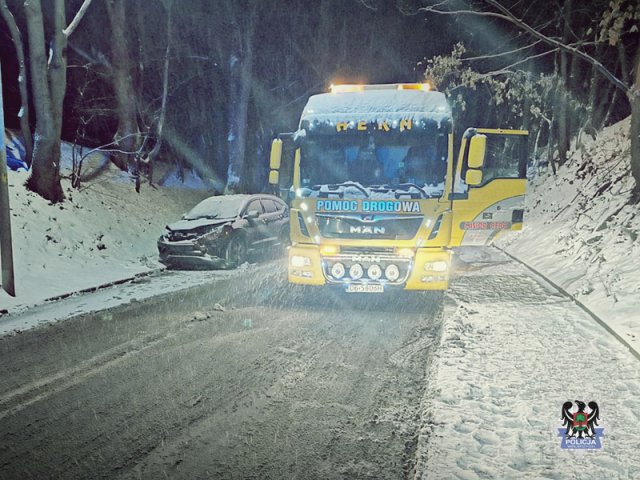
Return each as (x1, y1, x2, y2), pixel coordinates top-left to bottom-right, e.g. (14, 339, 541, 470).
(167, 217, 232, 232)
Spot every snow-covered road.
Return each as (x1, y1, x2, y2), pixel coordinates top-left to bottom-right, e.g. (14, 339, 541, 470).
(416, 249, 640, 479)
(0, 251, 638, 479)
(0, 268, 241, 335)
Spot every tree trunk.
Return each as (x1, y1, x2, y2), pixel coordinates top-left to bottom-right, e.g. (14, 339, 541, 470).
(629, 38, 640, 198)
(557, 0, 572, 166)
(106, 0, 139, 173)
(587, 38, 605, 132)
(24, 0, 64, 203)
(0, 2, 33, 166)
(142, 0, 174, 189)
(225, 6, 256, 193)
(23, 0, 92, 202)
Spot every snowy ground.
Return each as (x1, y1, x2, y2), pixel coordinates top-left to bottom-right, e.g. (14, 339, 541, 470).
(496, 117, 639, 356)
(0, 148, 211, 314)
(415, 249, 640, 479)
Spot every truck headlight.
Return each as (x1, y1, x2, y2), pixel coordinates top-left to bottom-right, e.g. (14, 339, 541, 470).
(290, 255, 311, 267)
(425, 261, 448, 272)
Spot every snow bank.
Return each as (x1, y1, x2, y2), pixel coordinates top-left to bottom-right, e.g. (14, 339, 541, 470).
(0, 154, 211, 313)
(496, 117, 640, 354)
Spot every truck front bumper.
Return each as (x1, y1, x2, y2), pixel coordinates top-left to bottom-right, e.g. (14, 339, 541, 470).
(287, 245, 451, 291)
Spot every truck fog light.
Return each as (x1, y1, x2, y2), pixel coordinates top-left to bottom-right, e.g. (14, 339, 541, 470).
(367, 264, 382, 280)
(349, 263, 364, 280)
(396, 248, 414, 258)
(290, 255, 311, 268)
(425, 261, 448, 272)
(385, 264, 400, 282)
(320, 245, 340, 256)
(331, 262, 346, 279)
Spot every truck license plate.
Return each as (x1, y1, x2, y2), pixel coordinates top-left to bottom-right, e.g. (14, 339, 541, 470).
(345, 284, 384, 293)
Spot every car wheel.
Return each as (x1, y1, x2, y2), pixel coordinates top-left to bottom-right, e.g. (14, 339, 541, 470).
(225, 234, 247, 268)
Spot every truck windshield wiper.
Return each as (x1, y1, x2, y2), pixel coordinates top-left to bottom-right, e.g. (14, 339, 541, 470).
(386, 183, 429, 199)
(313, 182, 371, 198)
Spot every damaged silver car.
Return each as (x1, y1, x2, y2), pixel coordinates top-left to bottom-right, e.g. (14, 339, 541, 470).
(158, 194, 289, 269)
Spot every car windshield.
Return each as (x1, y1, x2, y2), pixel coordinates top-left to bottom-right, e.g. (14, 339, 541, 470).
(183, 196, 244, 220)
(299, 131, 448, 198)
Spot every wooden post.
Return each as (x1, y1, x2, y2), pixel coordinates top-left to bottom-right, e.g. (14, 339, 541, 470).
(0, 62, 16, 297)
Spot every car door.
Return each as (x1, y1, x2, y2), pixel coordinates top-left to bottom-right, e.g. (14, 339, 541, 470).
(259, 198, 283, 247)
(450, 128, 528, 246)
(243, 199, 267, 252)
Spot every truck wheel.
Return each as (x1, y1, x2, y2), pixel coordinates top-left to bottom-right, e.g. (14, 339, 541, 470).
(225, 235, 247, 268)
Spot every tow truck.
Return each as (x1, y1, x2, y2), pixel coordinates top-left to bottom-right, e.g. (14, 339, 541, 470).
(268, 83, 528, 292)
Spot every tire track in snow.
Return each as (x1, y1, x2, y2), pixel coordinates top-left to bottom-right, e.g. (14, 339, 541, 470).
(496, 246, 640, 361)
(414, 249, 640, 480)
(0, 325, 183, 422)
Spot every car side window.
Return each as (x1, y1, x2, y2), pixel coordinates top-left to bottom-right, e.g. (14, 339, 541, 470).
(274, 199, 288, 217)
(246, 200, 264, 217)
(275, 199, 288, 216)
(261, 199, 279, 214)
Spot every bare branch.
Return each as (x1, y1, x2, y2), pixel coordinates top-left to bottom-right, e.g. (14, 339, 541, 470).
(354, 0, 378, 11)
(67, 43, 112, 70)
(462, 39, 543, 61)
(420, 4, 508, 21)
(79, 132, 149, 163)
(475, 48, 559, 78)
(482, 0, 629, 96)
(63, 0, 94, 37)
(419, 0, 630, 97)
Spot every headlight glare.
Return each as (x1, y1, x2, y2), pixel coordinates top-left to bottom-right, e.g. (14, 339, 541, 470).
(425, 261, 448, 272)
(290, 255, 311, 268)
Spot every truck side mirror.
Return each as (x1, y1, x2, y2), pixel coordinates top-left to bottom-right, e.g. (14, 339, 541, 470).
(269, 139, 282, 187)
(270, 138, 282, 170)
(465, 169, 483, 186)
(467, 134, 487, 169)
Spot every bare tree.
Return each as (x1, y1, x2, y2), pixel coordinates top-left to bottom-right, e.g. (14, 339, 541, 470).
(420, 0, 640, 195)
(105, 0, 139, 174)
(138, 0, 174, 190)
(8, 0, 95, 203)
(224, 1, 258, 193)
(0, 1, 32, 166)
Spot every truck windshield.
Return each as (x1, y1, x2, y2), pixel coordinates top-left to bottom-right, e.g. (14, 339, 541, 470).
(299, 132, 448, 198)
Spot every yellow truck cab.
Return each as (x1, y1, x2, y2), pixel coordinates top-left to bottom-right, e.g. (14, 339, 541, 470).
(269, 83, 528, 292)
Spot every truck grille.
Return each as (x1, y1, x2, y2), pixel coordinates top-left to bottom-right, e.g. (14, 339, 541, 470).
(316, 214, 423, 240)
